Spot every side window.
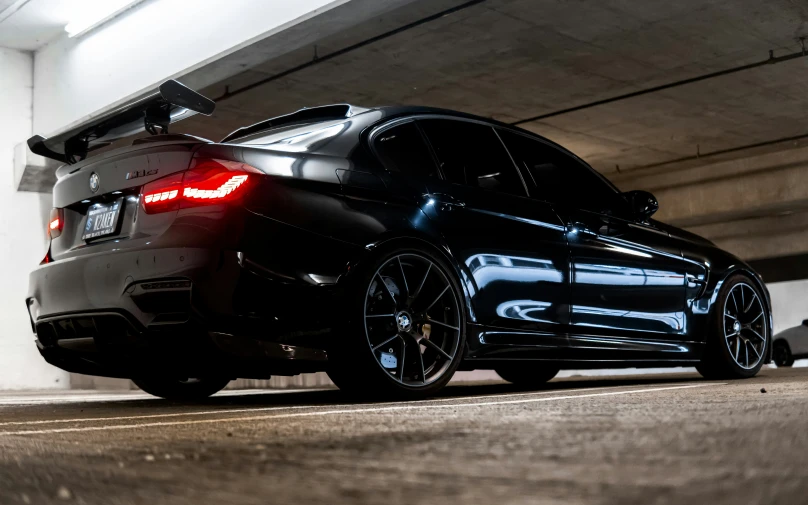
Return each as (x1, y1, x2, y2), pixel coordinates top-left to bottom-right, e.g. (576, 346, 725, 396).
(498, 129, 630, 217)
(418, 119, 526, 196)
(373, 121, 439, 179)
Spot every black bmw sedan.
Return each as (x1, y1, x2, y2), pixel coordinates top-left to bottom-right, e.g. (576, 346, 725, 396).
(25, 81, 772, 400)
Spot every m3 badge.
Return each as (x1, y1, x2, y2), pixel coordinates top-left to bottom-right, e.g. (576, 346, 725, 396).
(126, 169, 158, 180)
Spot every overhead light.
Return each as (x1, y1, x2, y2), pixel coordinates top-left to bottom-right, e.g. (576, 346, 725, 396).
(64, 0, 145, 39)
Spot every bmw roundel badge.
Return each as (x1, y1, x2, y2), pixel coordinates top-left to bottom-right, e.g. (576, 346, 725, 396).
(89, 172, 100, 193)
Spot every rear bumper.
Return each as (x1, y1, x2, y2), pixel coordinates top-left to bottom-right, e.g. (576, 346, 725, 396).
(34, 313, 327, 379)
(28, 247, 224, 328)
(26, 245, 340, 379)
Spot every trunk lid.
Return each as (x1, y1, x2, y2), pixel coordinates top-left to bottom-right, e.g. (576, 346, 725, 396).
(49, 137, 209, 260)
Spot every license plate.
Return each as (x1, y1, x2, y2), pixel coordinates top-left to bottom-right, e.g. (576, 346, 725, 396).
(82, 198, 124, 240)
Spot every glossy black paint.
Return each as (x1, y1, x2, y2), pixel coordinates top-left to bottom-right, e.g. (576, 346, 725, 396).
(26, 105, 772, 380)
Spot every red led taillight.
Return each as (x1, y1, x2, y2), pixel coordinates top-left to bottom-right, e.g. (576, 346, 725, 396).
(141, 159, 259, 214)
(48, 208, 63, 238)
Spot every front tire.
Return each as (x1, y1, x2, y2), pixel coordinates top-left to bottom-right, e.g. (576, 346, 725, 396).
(696, 274, 768, 380)
(328, 245, 466, 399)
(773, 341, 794, 367)
(496, 365, 559, 387)
(133, 377, 231, 401)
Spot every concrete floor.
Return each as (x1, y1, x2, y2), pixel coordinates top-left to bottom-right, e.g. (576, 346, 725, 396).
(0, 368, 806, 505)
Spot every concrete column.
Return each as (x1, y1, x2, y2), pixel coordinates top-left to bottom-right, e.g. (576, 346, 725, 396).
(0, 47, 68, 389)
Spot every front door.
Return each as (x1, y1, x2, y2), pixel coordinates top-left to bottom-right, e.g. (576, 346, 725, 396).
(563, 209, 689, 340)
(497, 127, 690, 357)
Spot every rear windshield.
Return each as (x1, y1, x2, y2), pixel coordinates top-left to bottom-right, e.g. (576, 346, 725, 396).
(232, 119, 349, 152)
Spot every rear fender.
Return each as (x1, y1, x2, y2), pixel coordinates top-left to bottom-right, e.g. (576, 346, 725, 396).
(345, 229, 479, 325)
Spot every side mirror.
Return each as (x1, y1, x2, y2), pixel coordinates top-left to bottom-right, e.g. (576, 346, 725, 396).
(624, 190, 659, 220)
(802, 319, 808, 327)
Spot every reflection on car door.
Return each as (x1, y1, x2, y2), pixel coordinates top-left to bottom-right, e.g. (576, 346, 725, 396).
(415, 118, 571, 352)
(499, 128, 691, 356)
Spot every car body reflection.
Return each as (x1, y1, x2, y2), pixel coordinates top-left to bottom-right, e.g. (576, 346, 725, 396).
(466, 253, 564, 288)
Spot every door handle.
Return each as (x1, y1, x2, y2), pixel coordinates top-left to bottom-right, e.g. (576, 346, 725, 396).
(567, 222, 595, 235)
(686, 273, 706, 287)
(424, 193, 465, 211)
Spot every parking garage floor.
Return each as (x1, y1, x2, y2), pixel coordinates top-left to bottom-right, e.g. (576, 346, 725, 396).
(1, 368, 806, 505)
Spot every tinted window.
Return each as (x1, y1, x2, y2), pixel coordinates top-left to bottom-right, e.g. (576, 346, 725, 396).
(498, 129, 629, 217)
(419, 119, 526, 196)
(373, 122, 439, 179)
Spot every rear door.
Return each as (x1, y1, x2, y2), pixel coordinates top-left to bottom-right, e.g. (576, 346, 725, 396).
(414, 118, 571, 348)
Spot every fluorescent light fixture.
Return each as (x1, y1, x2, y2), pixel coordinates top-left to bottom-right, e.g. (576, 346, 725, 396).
(64, 0, 145, 38)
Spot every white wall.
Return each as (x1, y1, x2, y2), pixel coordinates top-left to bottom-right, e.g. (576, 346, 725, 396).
(0, 47, 68, 389)
(767, 279, 808, 366)
(33, 0, 351, 135)
(766, 279, 808, 335)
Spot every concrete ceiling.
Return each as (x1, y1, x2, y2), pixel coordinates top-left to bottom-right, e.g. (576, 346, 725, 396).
(0, 0, 146, 51)
(177, 0, 808, 179)
(0, 0, 75, 50)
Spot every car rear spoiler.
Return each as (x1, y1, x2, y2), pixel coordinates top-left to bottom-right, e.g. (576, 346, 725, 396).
(27, 80, 215, 164)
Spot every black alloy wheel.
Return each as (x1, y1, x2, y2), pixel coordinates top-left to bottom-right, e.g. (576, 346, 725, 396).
(722, 282, 767, 370)
(328, 246, 465, 398)
(697, 275, 768, 379)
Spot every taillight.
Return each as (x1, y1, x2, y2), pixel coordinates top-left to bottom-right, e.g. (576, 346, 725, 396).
(48, 208, 64, 238)
(141, 159, 259, 214)
(142, 172, 184, 214)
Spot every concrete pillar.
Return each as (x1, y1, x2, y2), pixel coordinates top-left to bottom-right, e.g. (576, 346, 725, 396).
(0, 47, 68, 389)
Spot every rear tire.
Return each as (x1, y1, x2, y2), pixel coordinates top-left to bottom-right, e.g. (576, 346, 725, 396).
(496, 365, 559, 387)
(773, 341, 794, 367)
(133, 377, 231, 401)
(328, 244, 466, 400)
(696, 274, 768, 380)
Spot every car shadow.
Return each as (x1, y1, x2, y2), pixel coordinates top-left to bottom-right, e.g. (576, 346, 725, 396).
(2, 372, 714, 420)
(147, 372, 708, 408)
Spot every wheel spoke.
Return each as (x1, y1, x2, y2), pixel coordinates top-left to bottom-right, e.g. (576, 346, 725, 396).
(398, 335, 406, 381)
(744, 293, 758, 314)
(749, 342, 762, 359)
(421, 338, 452, 360)
(425, 285, 450, 313)
(747, 327, 766, 341)
(730, 291, 740, 314)
(423, 317, 459, 332)
(724, 312, 737, 321)
(745, 341, 750, 367)
(734, 337, 741, 361)
(410, 262, 432, 304)
(376, 273, 397, 305)
(725, 330, 739, 340)
(417, 345, 426, 384)
(748, 311, 763, 325)
(397, 256, 410, 297)
(372, 334, 400, 352)
(366, 313, 395, 319)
